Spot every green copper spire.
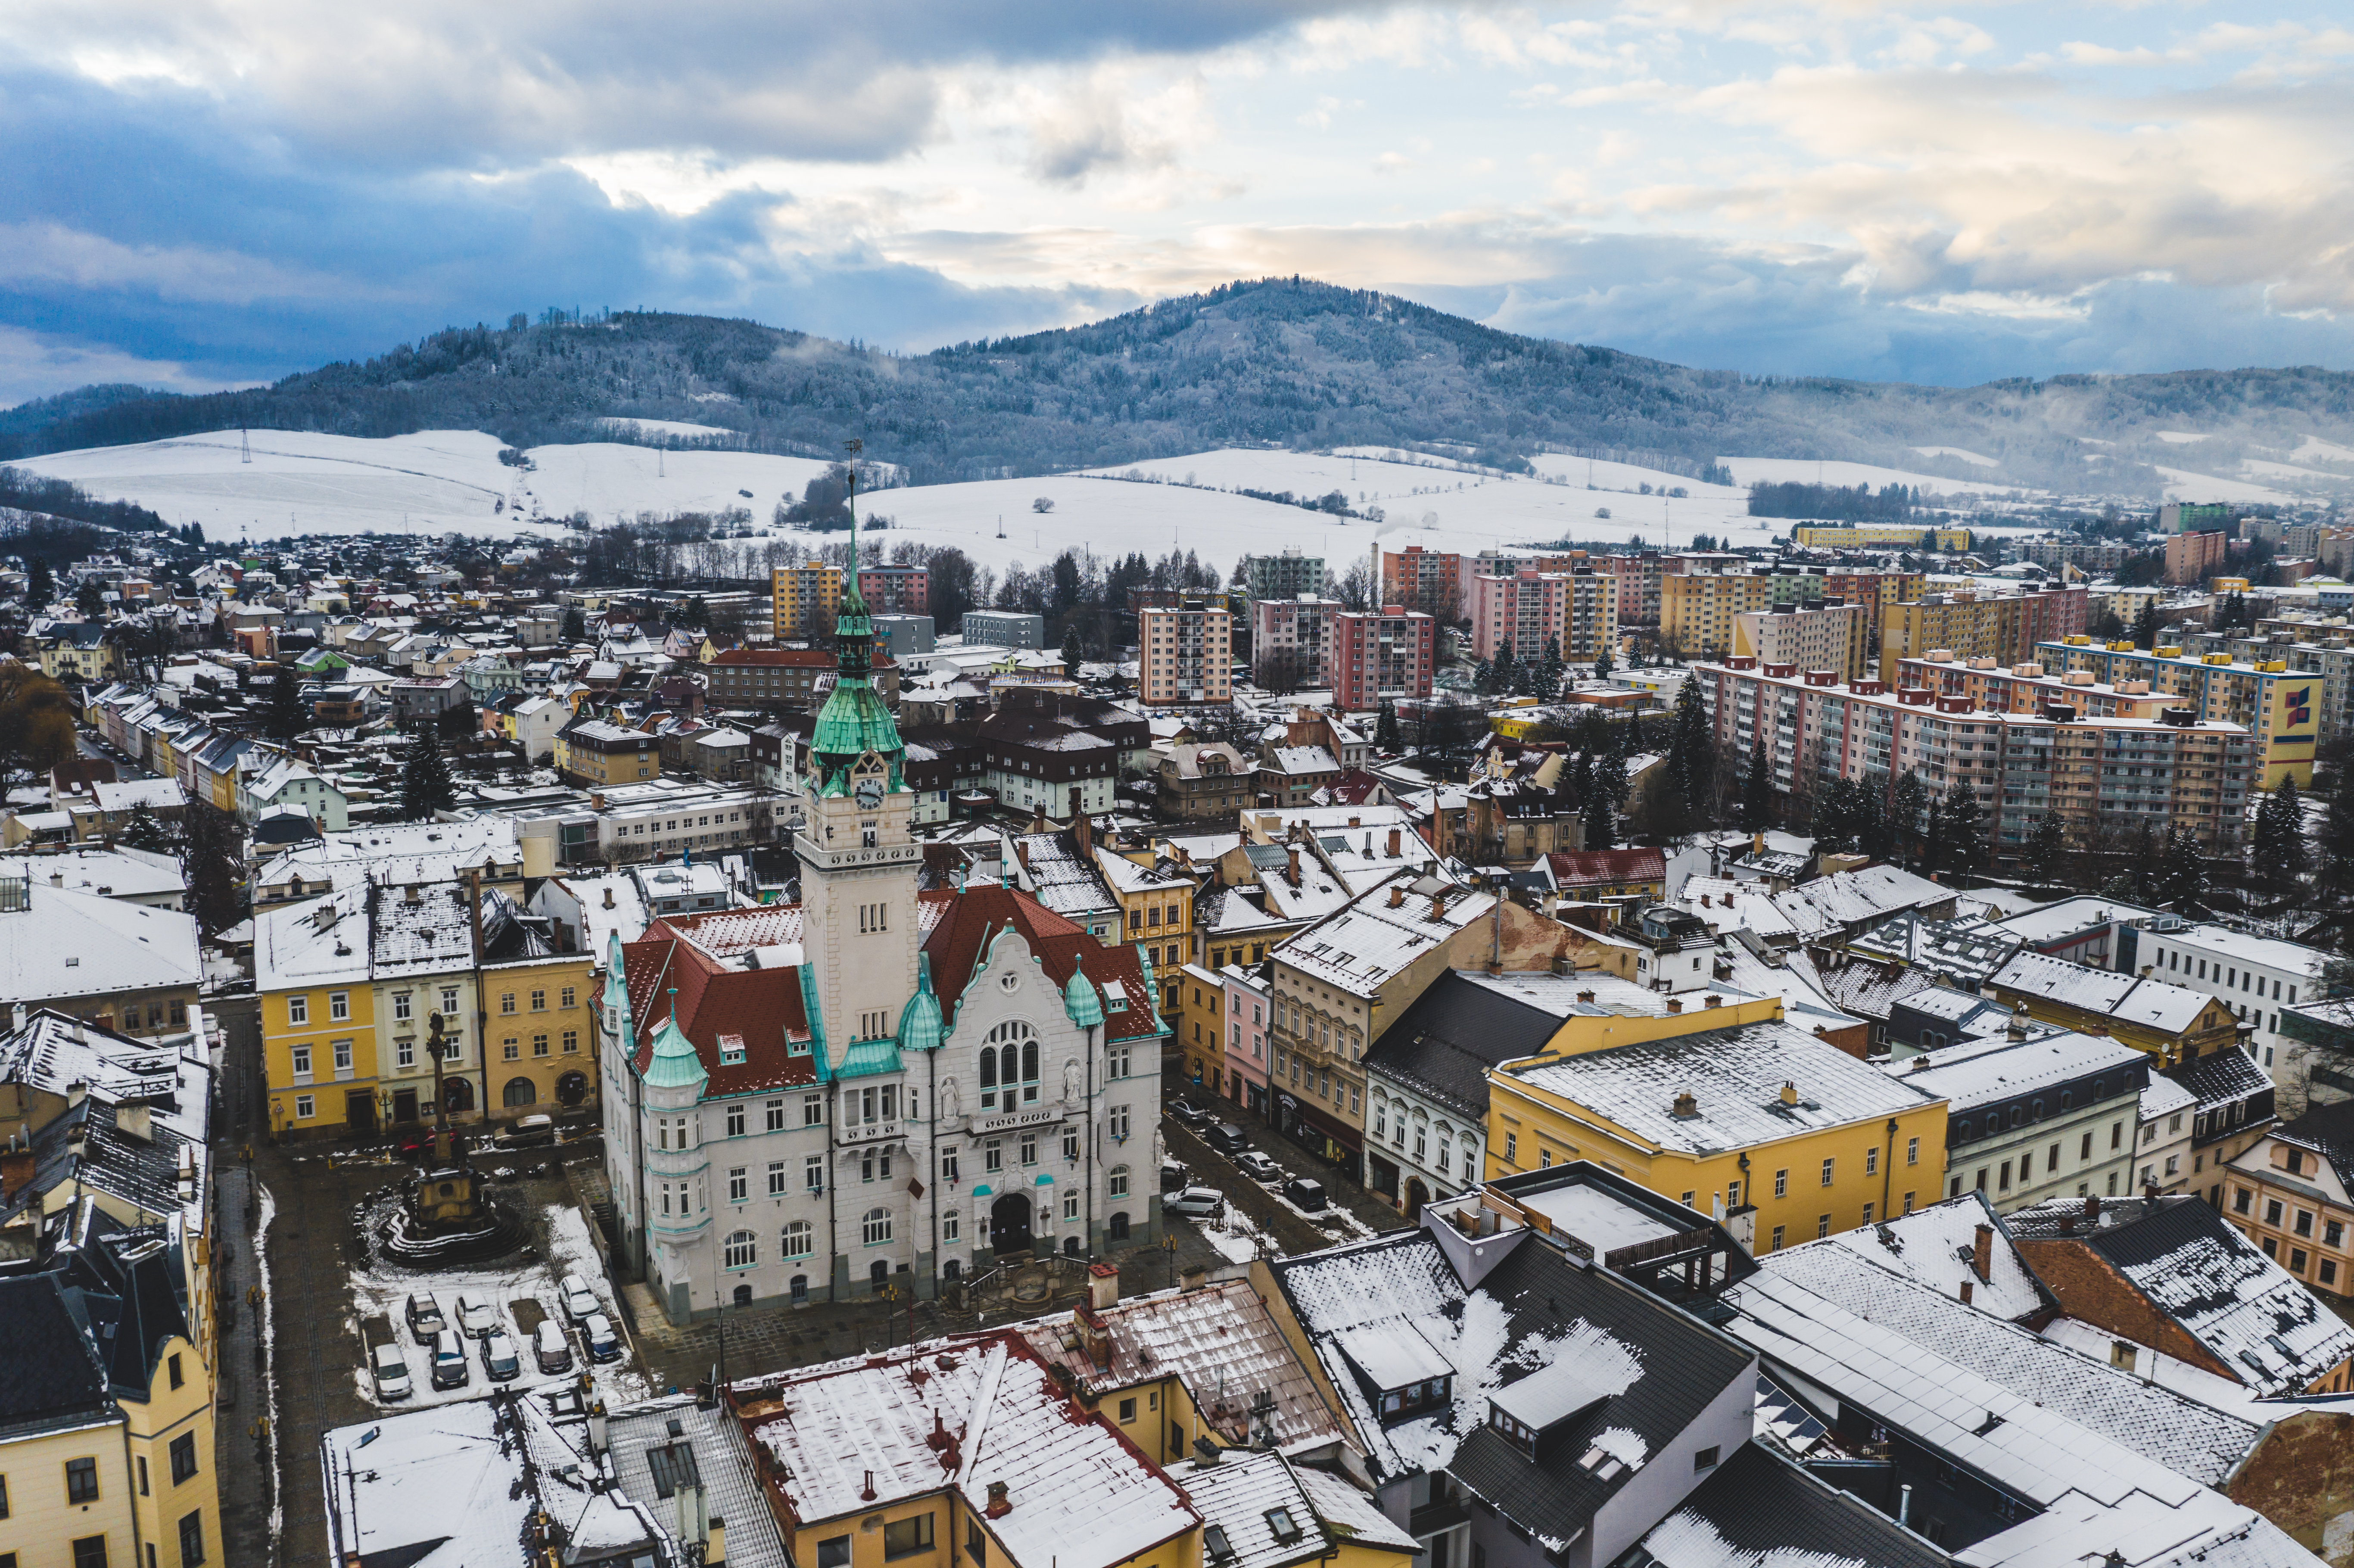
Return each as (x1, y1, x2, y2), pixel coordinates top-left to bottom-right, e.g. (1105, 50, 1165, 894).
(807, 438, 905, 794)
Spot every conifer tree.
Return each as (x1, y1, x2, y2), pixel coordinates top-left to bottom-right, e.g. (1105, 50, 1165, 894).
(400, 730, 457, 821)
(265, 662, 306, 740)
(2253, 778, 2310, 893)
(1375, 700, 1401, 752)
(1939, 782, 1983, 884)
(1739, 744, 1773, 831)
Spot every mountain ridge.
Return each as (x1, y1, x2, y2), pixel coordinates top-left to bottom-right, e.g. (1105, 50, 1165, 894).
(9, 278, 2354, 498)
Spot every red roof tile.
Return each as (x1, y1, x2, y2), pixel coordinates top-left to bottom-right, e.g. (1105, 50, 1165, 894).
(923, 884, 1165, 1043)
(1545, 847, 1668, 887)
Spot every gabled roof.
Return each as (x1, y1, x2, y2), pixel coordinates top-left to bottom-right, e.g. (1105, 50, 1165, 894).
(0, 883, 204, 1003)
(0, 1274, 114, 1437)
(2264, 1097, 2354, 1176)
(1988, 949, 2221, 1034)
(922, 884, 1165, 1045)
(1542, 847, 1666, 888)
(1364, 971, 1562, 1119)
(1626, 1440, 1955, 1568)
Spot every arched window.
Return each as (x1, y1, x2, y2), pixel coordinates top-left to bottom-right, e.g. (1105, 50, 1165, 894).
(863, 1207, 892, 1245)
(979, 1050, 999, 1098)
(789, 1274, 808, 1305)
(985, 1021, 1039, 1108)
(502, 1076, 537, 1108)
(1022, 1038, 1039, 1089)
(732, 1283, 753, 1307)
(1109, 1164, 1130, 1198)
(724, 1230, 756, 1269)
(1460, 1140, 1478, 1180)
(1108, 1211, 1131, 1241)
(1000, 1044, 1020, 1092)
(782, 1221, 813, 1259)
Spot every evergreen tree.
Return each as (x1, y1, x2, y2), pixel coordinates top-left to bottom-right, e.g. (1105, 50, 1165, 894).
(1489, 643, 1516, 694)
(1890, 771, 1929, 868)
(116, 803, 176, 853)
(265, 662, 307, 741)
(2320, 783, 2354, 904)
(561, 605, 588, 643)
(2021, 815, 2068, 884)
(400, 730, 458, 821)
(1375, 700, 1401, 752)
(1592, 643, 1614, 681)
(74, 579, 104, 619)
(1739, 744, 1774, 831)
(1810, 778, 1857, 853)
(1667, 678, 1714, 819)
(2253, 778, 2310, 893)
(2154, 828, 2208, 915)
(2130, 600, 2161, 649)
(180, 802, 244, 938)
(26, 558, 52, 606)
(1939, 782, 1983, 884)
(1583, 779, 1617, 850)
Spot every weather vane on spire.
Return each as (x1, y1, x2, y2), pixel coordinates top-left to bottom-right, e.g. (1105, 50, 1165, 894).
(844, 438, 862, 565)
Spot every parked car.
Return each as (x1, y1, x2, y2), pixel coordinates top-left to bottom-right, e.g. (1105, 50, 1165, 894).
(581, 1312, 624, 1364)
(1164, 1186, 1227, 1220)
(1159, 1159, 1190, 1192)
(532, 1319, 574, 1375)
(1283, 1176, 1330, 1212)
(1203, 1123, 1250, 1155)
(480, 1330, 522, 1383)
(557, 1273, 599, 1324)
(1234, 1151, 1282, 1183)
(429, 1332, 470, 1391)
(453, 1294, 499, 1338)
(496, 1114, 556, 1150)
(1167, 1101, 1211, 1129)
(369, 1341, 412, 1401)
(404, 1293, 447, 1345)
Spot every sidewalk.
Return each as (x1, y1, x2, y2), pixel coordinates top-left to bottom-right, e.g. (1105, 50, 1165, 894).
(212, 1160, 277, 1568)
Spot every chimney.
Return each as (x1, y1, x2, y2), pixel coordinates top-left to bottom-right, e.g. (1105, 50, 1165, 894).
(1286, 846, 1301, 886)
(591, 792, 604, 811)
(984, 1481, 1012, 1519)
(1013, 839, 1031, 874)
(1074, 810, 1093, 859)
(1430, 890, 1447, 920)
(1576, 989, 1595, 1003)
(1704, 993, 1721, 1009)
(1778, 1081, 1797, 1106)
(1672, 1090, 1697, 1119)
(117, 1102, 153, 1143)
(861, 1469, 878, 1503)
(603, 886, 615, 910)
(405, 883, 421, 903)
(1666, 998, 1683, 1014)
(1387, 827, 1401, 858)
(1031, 800, 1049, 835)
(1971, 1223, 1992, 1283)
(1389, 884, 1405, 908)
(1959, 1279, 1975, 1306)
(2085, 1194, 2101, 1219)
(1087, 1262, 1119, 1310)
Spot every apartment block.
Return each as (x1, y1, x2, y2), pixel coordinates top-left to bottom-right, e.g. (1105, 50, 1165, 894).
(1734, 601, 1871, 681)
(1788, 524, 1974, 550)
(1660, 569, 1778, 658)
(1334, 606, 1436, 711)
(2190, 628, 2354, 745)
(2021, 540, 2136, 573)
(1698, 656, 2254, 858)
(2167, 530, 2230, 585)
(1242, 548, 1326, 603)
(1378, 544, 1466, 618)
(769, 560, 842, 641)
(1137, 599, 1233, 705)
(2159, 502, 2232, 534)
(1880, 585, 2090, 683)
(1601, 553, 1664, 625)
(856, 563, 929, 613)
(2036, 635, 2320, 788)
(960, 609, 1045, 648)
(1822, 569, 1925, 620)
(1470, 568, 1619, 663)
(1253, 594, 1338, 689)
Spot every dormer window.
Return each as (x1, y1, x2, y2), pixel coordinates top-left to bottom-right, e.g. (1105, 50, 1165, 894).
(1263, 1509, 1302, 1545)
(719, 1033, 746, 1066)
(1377, 1377, 1450, 1421)
(1204, 1527, 1235, 1563)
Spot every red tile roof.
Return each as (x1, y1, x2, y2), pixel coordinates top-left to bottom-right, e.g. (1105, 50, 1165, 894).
(922, 884, 1166, 1043)
(1545, 847, 1668, 888)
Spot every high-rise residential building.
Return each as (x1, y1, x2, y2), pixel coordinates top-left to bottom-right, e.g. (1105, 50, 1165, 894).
(1787, 524, 1974, 550)
(770, 560, 842, 641)
(1563, 569, 1619, 661)
(1242, 549, 1326, 604)
(1379, 545, 1466, 619)
(1601, 553, 1664, 625)
(1253, 594, 1339, 690)
(1137, 599, 1233, 705)
(959, 610, 1046, 648)
(2159, 502, 2232, 534)
(1733, 602, 1872, 681)
(1821, 569, 1925, 620)
(856, 563, 930, 613)
(1698, 657, 2254, 856)
(1878, 585, 2087, 682)
(1334, 606, 1435, 711)
(2036, 635, 2323, 787)
(1660, 568, 1777, 658)
(1471, 568, 1620, 663)
(2166, 530, 2229, 585)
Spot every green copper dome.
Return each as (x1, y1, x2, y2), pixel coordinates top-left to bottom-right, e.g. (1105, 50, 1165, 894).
(896, 958, 944, 1052)
(1063, 967, 1104, 1029)
(805, 472, 905, 795)
(642, 1014, 707, 1089)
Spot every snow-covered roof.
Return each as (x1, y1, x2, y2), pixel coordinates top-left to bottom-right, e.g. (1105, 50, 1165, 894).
(1501, 1020, 1940, 1155)
(1263, 745, 1340, 776)
(1892, 1027, 2146, 1112)
(2165, 923, 2328, 979)
(254, 817, 523, 896)
(1987, 950, 2221, 1034)
(0, 882, 203, 1003)
(0, 846, 184, 904)
(1169, 1452, 1414, 1568)
(1276, 885, 1492, 999)
(743, 1337, 1197, 1568)
(1771, 1192, 2046, 1321)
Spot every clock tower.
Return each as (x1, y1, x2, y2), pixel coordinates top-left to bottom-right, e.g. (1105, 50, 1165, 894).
(794, 451, 920, 1070)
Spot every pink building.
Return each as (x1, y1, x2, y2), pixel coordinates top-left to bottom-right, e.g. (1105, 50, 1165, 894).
(1469, 567, 1619, 663)
(1252, 595, 1339, 690)
(857, 563, 930, 613)
(1333, 607, 1435, 711)
(1218, 963, 1275, 1120)
(1138, 601, 1233, 706)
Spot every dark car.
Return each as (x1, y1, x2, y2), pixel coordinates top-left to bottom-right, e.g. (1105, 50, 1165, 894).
(404, 1292, 447, 1346)
(1203, 1122, 1250, 1156)
(1160, 1159, 1190, 1192)
(1167, 1101, 1212, 1129)
(1283, 1176, 1330, 1212)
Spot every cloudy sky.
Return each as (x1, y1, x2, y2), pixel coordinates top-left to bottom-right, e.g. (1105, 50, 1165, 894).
(3, 1, 2351, 405)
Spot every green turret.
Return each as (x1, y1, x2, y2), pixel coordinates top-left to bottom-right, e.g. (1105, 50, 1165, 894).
(806, 443, 905, 796)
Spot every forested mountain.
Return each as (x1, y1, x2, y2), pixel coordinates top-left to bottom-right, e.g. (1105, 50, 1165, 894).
(10, 278, 2354, 496)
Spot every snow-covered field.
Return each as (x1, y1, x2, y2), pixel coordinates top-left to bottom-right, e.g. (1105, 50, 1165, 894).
(1717, 455, 2037, 499)
(1912, 445, 2000, 468)
(2154, 466, 2300, 506)
(344, 1199, 652, 1414)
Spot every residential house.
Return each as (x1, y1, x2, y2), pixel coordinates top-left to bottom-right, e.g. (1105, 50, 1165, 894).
(0, 871, 203, 1036)
(1983, 949, 2244, 1068)
(1892, 1024, 2148, 1210)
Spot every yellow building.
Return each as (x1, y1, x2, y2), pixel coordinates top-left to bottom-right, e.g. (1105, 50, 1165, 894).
(1486, 1016, 1948, 1251)
(1878, 593, 2023, 683)
(1660, 572, 1776, 659)
(2036, 636, 2320, 787)
(1982, 950, 2242, 1069)
(770, 560, 843, 641)
(1790, 525, 1972, 551)
(0, 1221, 222, 1568)
(35, 628, 119, 684)
(257, 880, 599, 1134)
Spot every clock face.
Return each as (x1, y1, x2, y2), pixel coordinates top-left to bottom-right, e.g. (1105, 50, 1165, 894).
(854, 777, 884, 809)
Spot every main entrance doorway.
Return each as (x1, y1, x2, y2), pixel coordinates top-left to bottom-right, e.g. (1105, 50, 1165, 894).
(990, 1192, 1034, 1254)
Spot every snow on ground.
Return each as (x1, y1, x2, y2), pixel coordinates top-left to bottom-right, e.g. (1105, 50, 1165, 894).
(343, 1199, 650, 1413)
(1199, 1207, 1271, 1265)
(256, 1182, 283, 1538)
(2241, 459, 2340, 482)
(2156, 430, 2214, 444)
(16, 428, 832, 543)
(2294, 436, 2354, 466)
(596, 417, 737, 440)
(2156, 466, 2300, 506)
(1717, 455, 2038, 499)
(1912, 445, 2000, 468)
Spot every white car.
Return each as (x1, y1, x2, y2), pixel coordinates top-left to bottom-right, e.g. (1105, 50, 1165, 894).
(453, 1294, 500, 1338)
(369, 1341, 412, 1401)
(558, 1274, 599, 1324)
(1163, 1186, 1226, 1220)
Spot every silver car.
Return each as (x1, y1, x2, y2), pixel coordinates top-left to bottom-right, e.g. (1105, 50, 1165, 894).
(1163, 1186, 1226, 1220)
(453, 1293, 499, 1338)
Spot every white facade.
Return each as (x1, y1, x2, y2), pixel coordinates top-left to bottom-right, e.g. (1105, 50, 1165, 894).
(2133, 923, 2325, 1078)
